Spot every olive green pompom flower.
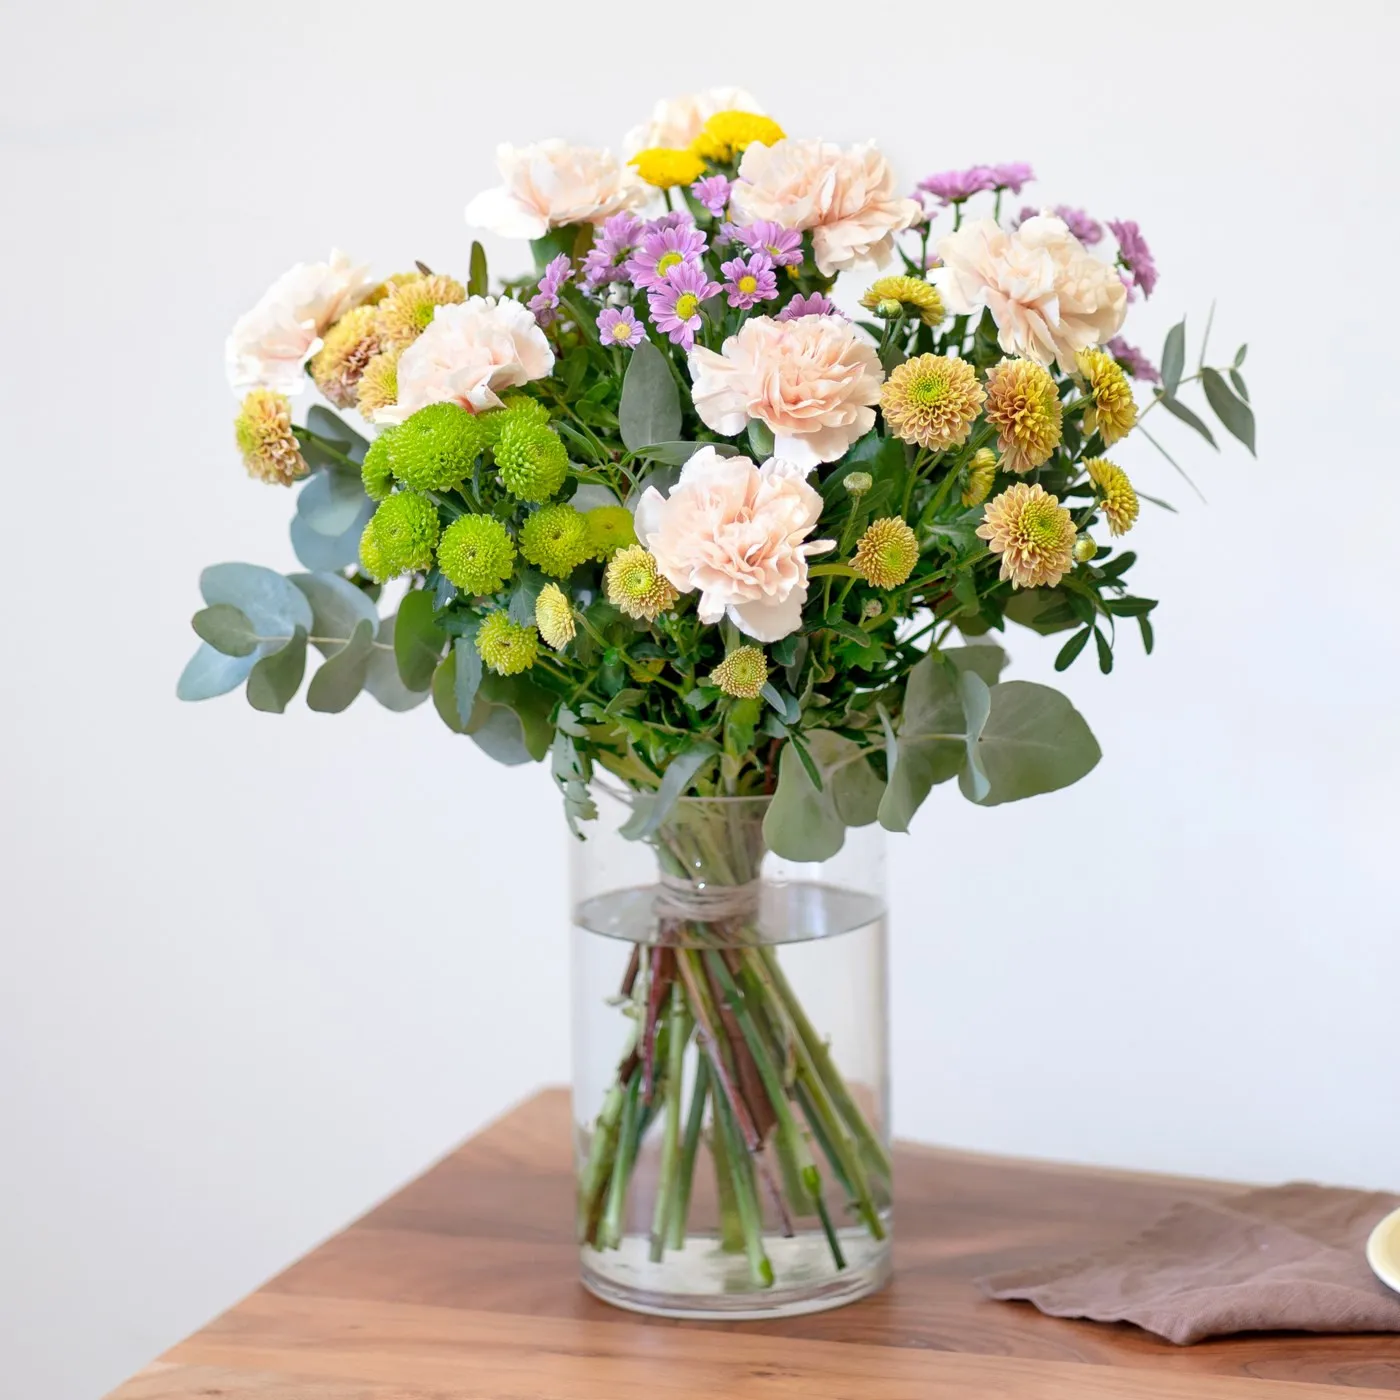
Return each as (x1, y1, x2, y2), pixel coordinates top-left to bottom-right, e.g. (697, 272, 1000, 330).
(534, 583, 576, 651)
(519, 504, 592, 578)
(984, 358, 1063, 474)
(388, 402, 485, 492)
(234, 389, 308, 486)
(880, 353, 985, 451)
(479, 395, 551, 447)
(356, 348, 401, 422)
(496, 419, 569, 502)
(375, 274, 466, 351)
(842, 471, 873, 497)
(584, 505, 638, 560)
(358, 520, 388, 581)
(1085, 458, 1140, 536)
(309, 305, 381, 410)
(859, 275, 945, 326)
(475, 612, 539, 676)
(853, 517, 919, 589)
(364, 491, 440, 579)
(360, 433, 396, 502)
(710, 646, 769, 700)
(436, 514, 516, 595)
(961, 447, 999, 508)
(1073, 534, 1100, 563)
(1075, 348, 1138, 447)
(604, 546, 679, 621)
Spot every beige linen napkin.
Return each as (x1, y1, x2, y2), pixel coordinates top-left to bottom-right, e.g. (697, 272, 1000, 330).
(979, 1184, 1400, 1344)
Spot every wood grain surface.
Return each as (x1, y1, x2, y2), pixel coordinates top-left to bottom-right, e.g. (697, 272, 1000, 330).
(106, 1089, 1400, 1399)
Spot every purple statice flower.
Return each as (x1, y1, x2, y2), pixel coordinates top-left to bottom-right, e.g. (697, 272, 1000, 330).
(719, 251, 778, 310)
(527, 253, 571, 326)
(647, 262, 720, 351)
(733, 219, 804, 269)
(597, 305, 645, 349)
(917, 166, 997, 204)
(777, 292, 841, 321)
(691, 174, 732, 218)
(579, 212, 644, 289)
(1108, 219, 1158, 298)
(626, 222, 708, 291)
(1106, 337, 1161, 385)
(989, 162, 1035, 194)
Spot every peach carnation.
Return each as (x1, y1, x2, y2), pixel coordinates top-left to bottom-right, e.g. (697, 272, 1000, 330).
(931, 214, 1127, 370)
(464, 141, 649, 240)
(623, 87, 767, 156)
(688, 315, 884, 469)
(373, 297, 554, 425)
(728, 139, 920, 276)
(633, 447, 834, 643)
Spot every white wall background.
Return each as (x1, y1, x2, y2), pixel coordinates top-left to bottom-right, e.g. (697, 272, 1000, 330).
(3, 2, 1398, 1396)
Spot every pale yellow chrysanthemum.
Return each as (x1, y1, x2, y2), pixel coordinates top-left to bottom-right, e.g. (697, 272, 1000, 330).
(363, 270, 424, 306)
(710, 646, 769, 699)
(983, 358, 1063, 474)
(629, 146, 708, 189)
(852, 517, 919, 588)
(975, 482, 1077, 590)
(375, 274, 466, 350)
(308, 305, 381, 409)
(233, 389, 308, 486)
(1084, 458, 1140, 536)
(690, 111, 786, 163)
(860, 276, 945, 326)
(534, 582, 576, 650)
(961, 447, 999, 507)
(880, 354, 985, 451)
(604, 546, 679, 621)
(356, 348, 402, 420)
(1076, 348, 1138, 446)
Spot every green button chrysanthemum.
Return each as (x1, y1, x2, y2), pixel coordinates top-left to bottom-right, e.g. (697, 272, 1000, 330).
(388, 402, 487, 492)
(710, 646, 769, 699)
(358, 519, 389, 581)
(584, 505, 638, 561)
(436, 514, 516, 595)
(360, 433, 396, 502)
(496, 419, 569, 502)
(475, 611, 539, 676)
(519, 504, 592, 579)
(853, 517, 919, 589)
(479, 395, 551, 448)
(364, 491, 440, 580)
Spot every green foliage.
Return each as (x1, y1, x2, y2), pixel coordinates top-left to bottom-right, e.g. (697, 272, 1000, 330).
(192, 604, 257, 657)
(246, 627, 307, 713)
(306, 618, 375, 713)
(394, 588, 446, 691)
(618, 339, 682, 451)
(957, 681, 1101, 806)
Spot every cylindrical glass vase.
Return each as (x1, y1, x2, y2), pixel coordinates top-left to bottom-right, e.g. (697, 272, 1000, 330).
(571, 787, 891, 1319)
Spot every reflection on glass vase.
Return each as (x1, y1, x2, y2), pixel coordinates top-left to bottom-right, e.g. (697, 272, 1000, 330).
(571, 787, 891, 1319)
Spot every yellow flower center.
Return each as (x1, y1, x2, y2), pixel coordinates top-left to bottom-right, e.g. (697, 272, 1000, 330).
(909, 373, 948, 407)
(1020, 497, 1064, 549)
(611, 322, 633, 342)
(673, 293, 699, 320)
(738, 275, 758, 295)
(655, 251, 683, 277)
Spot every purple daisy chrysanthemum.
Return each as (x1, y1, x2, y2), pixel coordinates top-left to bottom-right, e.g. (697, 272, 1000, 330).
(1108, 219, 1158, 298)
(580, 212, 644, 289)
(691, 175, 732, 218)
(1018, 204, 1104, 245)
(527, 253, 571, 326)
(734, 219, 803, 268)
(597, 306, 645, 349)
(777, 292, 840, 321)
(627, 223, 708, 291)
(989, 162, 1035, 195)
(1106, 336, 1161, 385)
(719, 251, 777, 310)
(647, 262, 720, 350)
(917, 166, 997, 205)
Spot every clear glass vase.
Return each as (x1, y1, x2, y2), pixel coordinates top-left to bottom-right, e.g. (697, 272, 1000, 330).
(571, 787, 891, 1319)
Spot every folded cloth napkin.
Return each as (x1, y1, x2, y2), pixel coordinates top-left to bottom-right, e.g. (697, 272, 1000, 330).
(979, 1184, 1400, 1345)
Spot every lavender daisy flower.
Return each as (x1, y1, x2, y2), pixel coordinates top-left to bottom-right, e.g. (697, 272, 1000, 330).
(528, 253, 571, 325)
(1019, 204, 1104, 245)
(1106, 336, 1161, 385)
(580, 212, 644, 289)
(917, 166, 997, 204)
(627, 223, 708, 291)
(777, 292, 840, 321)
(647, 262, 720, 350)
(597, 306, 645, 349)
(1108, 219, 1158, 298)
(719, 251, 778, 310)
(734, 219, 804, 268)
(989, 162, 1035, 194)
(692, 175, 732, 218)
(648, 210, 696, 233)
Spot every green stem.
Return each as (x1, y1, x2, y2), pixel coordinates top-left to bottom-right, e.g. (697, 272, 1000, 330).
(597, 1070, 641, 1249)
(712, 1087, 774, 1287)
(577, 1082, 625, 1245)
(648, 989, 689, 1261)
(667, 1054, 710, 1250)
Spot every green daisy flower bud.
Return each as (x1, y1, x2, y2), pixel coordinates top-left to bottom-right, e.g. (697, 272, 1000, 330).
(436, 514, 516, 595)
(1073, 533, 1100, 563)
(365, 491, 440, 579)
(360, 433, 396, 502)
(519, 503, 592, 578)
(387, 402, 486, 491)
(584, 505, 638, 560)
(710, 646, 769, 700)
(842, 471, 873, 497)
(475, 611, 539, 676)
(496, 419, 569, 502)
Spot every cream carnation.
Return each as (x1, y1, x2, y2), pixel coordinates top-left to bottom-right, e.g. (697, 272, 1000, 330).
(623, 87, 767, 155)
(688, 315, 884, 469)
(633, 447, 833, 643)
(374, 297, 554, 425)
(931, 215, 1127, 370)
(464, 141, 649, 240)
(729, 139, 920, 276)
(224, 249, 375, 395)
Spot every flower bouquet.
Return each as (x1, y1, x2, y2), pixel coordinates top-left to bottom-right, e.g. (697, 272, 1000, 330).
(184, 87, 1255, 1317)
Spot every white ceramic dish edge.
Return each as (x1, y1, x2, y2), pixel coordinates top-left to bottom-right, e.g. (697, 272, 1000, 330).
(1366, 1206, 1400, 1295)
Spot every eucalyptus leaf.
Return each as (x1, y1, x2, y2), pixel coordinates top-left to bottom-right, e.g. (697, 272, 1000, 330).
(626, 741, 720, 840)
(508, 570, 547, 626)
(306, 406, 369, 462)
(363, 612, 430, 712)
(877, 653, 968, 832)
(176, 644, 258, 701)
(1161, 320, 1186, 397)
(192, 603, 258, 657)
(631, 441, 740, 467)
(289, 504, 372, 572)
(306, 617, 375, 713)
(763, 738, 845, 862)
(746, 419, 775, 458)
(431, 652, 465, 733)
(296, 469, 371, 537)
(466, 673, 554, 763)
(393, 589, 446, 691)
(200, 562, 312, 639)
(958, 681, 1101, 806)
(1158, 394, 1218, 448)
(246, 627, 307, 713)
(1201, 367, 1256, 455)
(618, 338, 682, 451)
(452, 633, 482, 727)
(956, 671, 993, 802)
(289, 572, 377, 656)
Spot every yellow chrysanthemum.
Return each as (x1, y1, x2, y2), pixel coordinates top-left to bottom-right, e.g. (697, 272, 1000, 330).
(1076, 348, 1138, 447)
(535, 583, 576, 651)
(710, 646, 769, 700)
(604, 546, 679, 621)
(363, 271, 423, 306)
(852, 517, 920, 589)
(308, 305, 381, 409)
(584, 505, 638, 561)
(629, 146, 708, 189)
(860, 276, 945, 326)
(880, 354, 985, 451)
(356, 348, 402, 421)
(475, 612, 539, 676)
(375, 274, 466, 350)
(233, 389, 308, 486)
(975, 482, 1077, 590)
(983, 358, 1063, 474)
(961, 447, 1000, 507)
(690, 111, 786, 163)
(1084, 458, 1140, 537)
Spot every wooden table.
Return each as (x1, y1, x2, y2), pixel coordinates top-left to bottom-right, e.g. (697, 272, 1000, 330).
(107, 1089, 1400, 1399)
